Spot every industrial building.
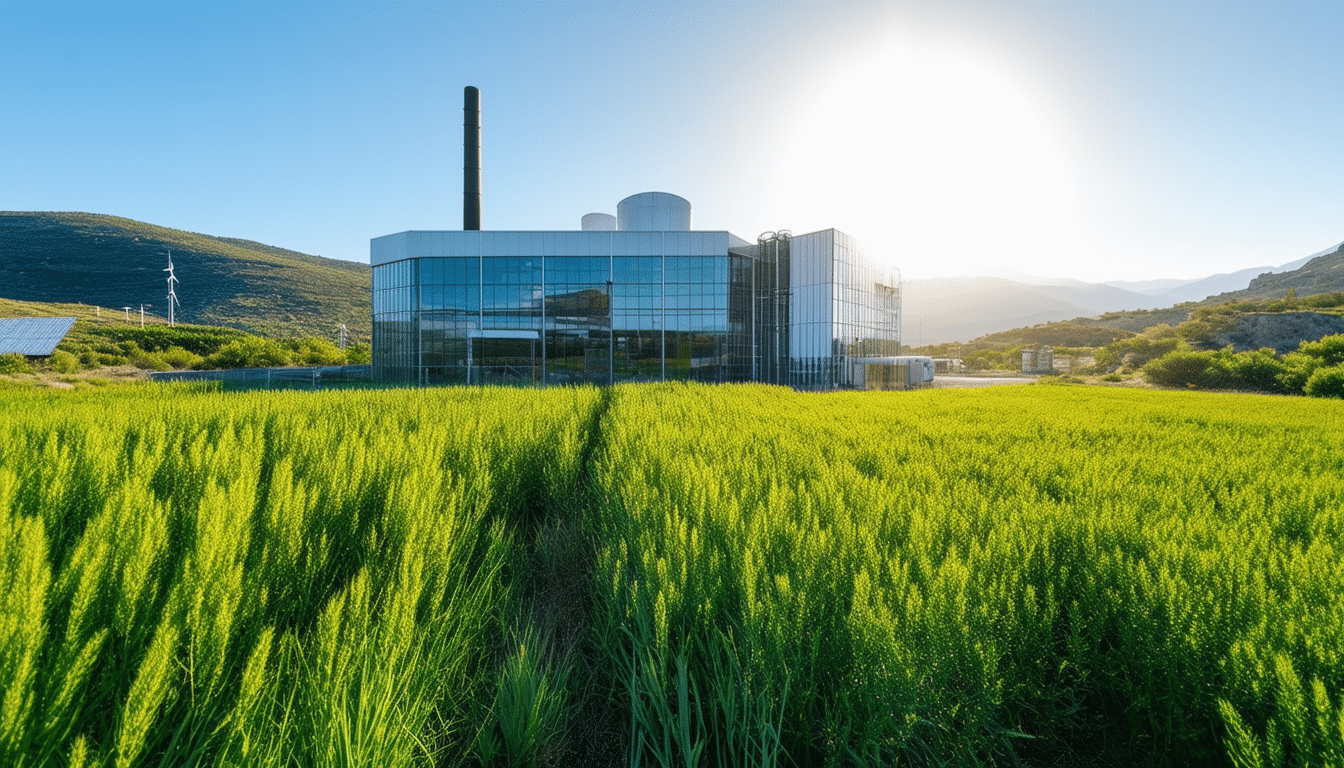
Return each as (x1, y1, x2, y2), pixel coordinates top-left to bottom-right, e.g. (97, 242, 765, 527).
(371, 87, 919, 389)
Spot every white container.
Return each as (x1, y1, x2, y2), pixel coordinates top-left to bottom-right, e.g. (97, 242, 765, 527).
(616, 192, 691, 231)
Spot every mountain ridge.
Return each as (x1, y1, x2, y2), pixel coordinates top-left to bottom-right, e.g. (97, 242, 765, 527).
(903, 240, 1344, 344)
(1, 211, 371, 340)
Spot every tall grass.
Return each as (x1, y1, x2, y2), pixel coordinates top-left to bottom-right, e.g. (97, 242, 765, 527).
(0, 384, 598, 767)
(585, 383, 1344, 766)
(2, 382, 1340, 766)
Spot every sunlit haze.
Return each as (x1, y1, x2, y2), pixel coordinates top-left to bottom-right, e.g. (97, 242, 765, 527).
(3, 1, 1340, 283)
(769, 36, 1084, 278)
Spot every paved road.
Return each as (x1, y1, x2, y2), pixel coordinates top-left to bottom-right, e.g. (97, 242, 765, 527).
(932, 375, 1037, 389)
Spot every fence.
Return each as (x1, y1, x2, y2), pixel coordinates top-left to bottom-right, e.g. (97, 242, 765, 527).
(148, 365, 373, 388)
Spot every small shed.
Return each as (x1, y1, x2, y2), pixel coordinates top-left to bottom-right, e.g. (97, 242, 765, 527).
(1022, 347, 1054, 375)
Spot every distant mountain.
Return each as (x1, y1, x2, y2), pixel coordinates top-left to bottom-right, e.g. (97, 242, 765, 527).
(1102, 250, 1324, 305)
(901, 276, 1165, 345)
(0, 212, 370, 340)
(904, 243, 1342, 344)
(1206, 242, 1344, 302)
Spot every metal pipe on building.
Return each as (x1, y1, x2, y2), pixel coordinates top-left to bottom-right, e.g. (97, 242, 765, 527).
(464, 86, 481, 230)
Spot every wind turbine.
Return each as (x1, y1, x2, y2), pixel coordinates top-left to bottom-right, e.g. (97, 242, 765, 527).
(164, 252, 180, 326)
(336, 323, 348, 350)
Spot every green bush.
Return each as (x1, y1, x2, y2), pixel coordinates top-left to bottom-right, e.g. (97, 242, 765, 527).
(1144, 350, 1218, 388)
(128, 349, 172, 371)
(201, 338, 294, 369)
(1304, 365, 1344, 398)
(160, 346, 203, 370)
(48, 350, 80, 374)
(1297, 333, 1344, 367)
(1097, 327, 1183, 370)
(1223, 348, 1289, 393)
(0, 353, 32, 375)
(345, 342, 372, 365)
(291, 337, 345, 366)
(1277, 352, 1322, 394)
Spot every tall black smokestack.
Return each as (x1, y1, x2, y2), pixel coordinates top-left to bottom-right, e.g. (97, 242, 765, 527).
(463, 86, 481, 230)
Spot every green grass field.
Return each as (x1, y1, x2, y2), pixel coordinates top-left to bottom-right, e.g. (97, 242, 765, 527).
(1, 384, 1340, 767)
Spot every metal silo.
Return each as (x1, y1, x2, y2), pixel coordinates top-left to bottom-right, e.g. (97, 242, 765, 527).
(616, 192, 692, 231)
(582, 212, 617, 231)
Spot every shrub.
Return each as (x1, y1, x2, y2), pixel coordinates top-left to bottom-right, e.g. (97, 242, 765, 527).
(128, 349, 172, 371)
(49, 350, 80, 374)
(0, 353, 32, 375)
(345, 342, 372, 365)
(160, 346, 203, 370)
(1097, 328, 1183, 370)
(1223, 348, 1288, 393)
(1300, 292, 1344, 309)
(1144, 350, 1218, 388)
(291, 337, 345, 366)
(1304, 365, 1344, 398)
(1277, 352, 1322, 394)
(201, 338, 293, 369)
(1297, 334, 1344, 367)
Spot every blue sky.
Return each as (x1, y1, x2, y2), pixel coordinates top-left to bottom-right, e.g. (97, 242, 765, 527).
(3, 1, 1341, 282)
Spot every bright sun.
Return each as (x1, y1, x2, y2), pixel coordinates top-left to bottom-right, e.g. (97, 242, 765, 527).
(775, 38, 1084, 278)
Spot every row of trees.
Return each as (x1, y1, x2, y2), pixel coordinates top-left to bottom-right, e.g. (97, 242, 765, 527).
(1143, 334, 1344, 397)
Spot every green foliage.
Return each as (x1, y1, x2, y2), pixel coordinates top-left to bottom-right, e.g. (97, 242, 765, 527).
(126, 344, 173, 371)
(160, 346, 203, 369)
(1095, 325, 1183, 370)
(2, 384, 1341, 767)
(962, 344, 1024, 371)
(1297, 333, 1344, 367)
(92, 324, 252, 356)
(481, 629, 570, 768)
(1304, 365, 1344, 399)
(1218, 655, 1344, 768)
(1141, 334, 1344, 395)
(586, 384, 1344, 767)
(48, 350, 80, 374)
(201, 338, 294, 369)
(290, 337, 345, 367)
(1143, 350, 1219, 388)
(0, 354, 32, 375)
(977, 320, 1137, 348)
(345, 342, 372, 365)
(0, 384, 599, 767)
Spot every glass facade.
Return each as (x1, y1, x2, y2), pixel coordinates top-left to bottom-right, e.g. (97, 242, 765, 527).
(372, 228, 900, 388)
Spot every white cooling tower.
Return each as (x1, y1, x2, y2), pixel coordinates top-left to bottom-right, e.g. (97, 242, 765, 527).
(581, 212, 617, 231)
(616, 192, 692, 231)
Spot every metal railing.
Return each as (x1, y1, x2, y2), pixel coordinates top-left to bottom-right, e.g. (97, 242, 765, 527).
(148, 365, 373, 388)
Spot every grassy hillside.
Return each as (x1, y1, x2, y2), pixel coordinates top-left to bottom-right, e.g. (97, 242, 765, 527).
(0, 212, 370, 340)
(0, 298, 368, 388)
(909, 243, 1344, 357)
(1210, 241, 1344, 301)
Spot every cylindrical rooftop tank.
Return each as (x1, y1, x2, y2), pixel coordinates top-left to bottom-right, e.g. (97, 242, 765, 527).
(617, 192, 691, 231)
(581, 212, 617, 231)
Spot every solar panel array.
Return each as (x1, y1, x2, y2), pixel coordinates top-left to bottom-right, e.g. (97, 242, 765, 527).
(0, 317, 78, 356)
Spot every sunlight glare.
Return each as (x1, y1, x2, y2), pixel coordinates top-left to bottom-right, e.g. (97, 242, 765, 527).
(776, 37, 1084, 278)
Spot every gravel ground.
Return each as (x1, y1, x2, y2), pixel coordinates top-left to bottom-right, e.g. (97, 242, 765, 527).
(932, 375, 1038, 388)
